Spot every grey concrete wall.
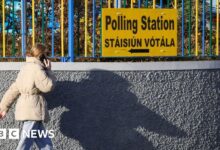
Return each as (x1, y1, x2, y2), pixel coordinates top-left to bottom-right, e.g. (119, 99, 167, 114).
(0, 65, 219, 150)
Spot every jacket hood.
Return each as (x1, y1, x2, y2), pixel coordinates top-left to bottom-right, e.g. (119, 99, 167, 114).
(26, 57, 45, 67)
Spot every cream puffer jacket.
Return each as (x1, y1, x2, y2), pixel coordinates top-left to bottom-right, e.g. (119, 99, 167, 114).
(0, 57, 56, 122)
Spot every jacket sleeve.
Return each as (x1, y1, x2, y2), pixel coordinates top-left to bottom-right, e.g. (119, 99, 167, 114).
(34, 67, 56, 93)
(0, 82, 20, 112)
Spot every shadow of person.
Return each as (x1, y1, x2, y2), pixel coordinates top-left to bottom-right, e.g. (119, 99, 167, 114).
(46, 70, 186, 150)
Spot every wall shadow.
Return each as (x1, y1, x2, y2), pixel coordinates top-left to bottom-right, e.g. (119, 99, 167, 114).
(45, 70, 186, 150)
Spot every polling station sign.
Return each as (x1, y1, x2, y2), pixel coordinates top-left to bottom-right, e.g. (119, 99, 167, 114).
(102, 9, 178, 57)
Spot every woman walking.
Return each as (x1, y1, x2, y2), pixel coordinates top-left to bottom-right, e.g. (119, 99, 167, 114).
(0, 43, 56, 150)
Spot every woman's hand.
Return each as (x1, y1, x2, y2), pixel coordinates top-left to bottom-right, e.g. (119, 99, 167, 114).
(0, 111, 6, 120)
(44, 59, 51, 70)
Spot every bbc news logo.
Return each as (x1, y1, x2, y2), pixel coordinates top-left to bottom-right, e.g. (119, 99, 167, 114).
(0, 129, 55, 139)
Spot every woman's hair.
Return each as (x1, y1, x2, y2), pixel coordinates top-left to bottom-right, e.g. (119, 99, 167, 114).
(30, 43, 48, 58)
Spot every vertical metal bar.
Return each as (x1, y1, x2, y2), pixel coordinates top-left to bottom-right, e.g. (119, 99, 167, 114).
(92, 0, 96, 57)
(61, 0, 64, 57)
(41, 0, 45, 43)
(118, 0, 121, 7)
(209, 0, 212, 56)
(77, 8, 80, 56)
(12, 0, 15, 56)
(202, 0, 205, 56)
(32, 0, 35, 46)
(145, 0, 148, 8)
(52, 0, 55, 57)
(167, 0, 170, 8)
(188, 0, 192, 56)
(116, 0, 118, 8)
(108, 0, 111, 8)
(68, 0, 74, 62)
(2, 0, 5, 57)
(21, 0, 26, 57)
(138, 0, 141, 8)
(153, 0, 155, 9)
(195, 0, 198, 56)
(217, 0, 219, 55)
(85, 0, 88, 57)
(174, 0, 177, 9)
(160, 0, 163, 8)
(131, 0, 133, 8)
(100, 0, 103, 56)
(181, 0, 184, 56)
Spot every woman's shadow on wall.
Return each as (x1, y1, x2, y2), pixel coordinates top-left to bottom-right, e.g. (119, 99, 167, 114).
(45, 70, 186, 150)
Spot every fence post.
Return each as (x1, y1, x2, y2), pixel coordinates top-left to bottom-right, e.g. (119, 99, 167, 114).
(195, 0, 198, 56)
(61, 0, 64, 60)
(85, 0, 88, 57)
(41, 0, 45, 44)
(118, 0, 121, 8)
(12, 0, 16, 56)
(166, 0, 169, 8)
(174, 0, 177, 9)
(202, 0, 205, 56)
(52, 0, 55, 57)
(68, 0, 74, 62)
(145, 0, 148, 8)
(209, 0, 213, 56)
(160, 0, 163, 8)
(21, 0, 26, 57)
(2, 0, 5, 57)
(138, 0, 141, 8)
(92, 0, 96, 58)
(100, 0, 103, 56)
(32, 0, 35, 46)
(188, 0, 192, 56)
(108, 0, 111, 8)
(182, 0, 184, 56)
(217, 0, 219, 55)
(153, 0, 155, 9)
